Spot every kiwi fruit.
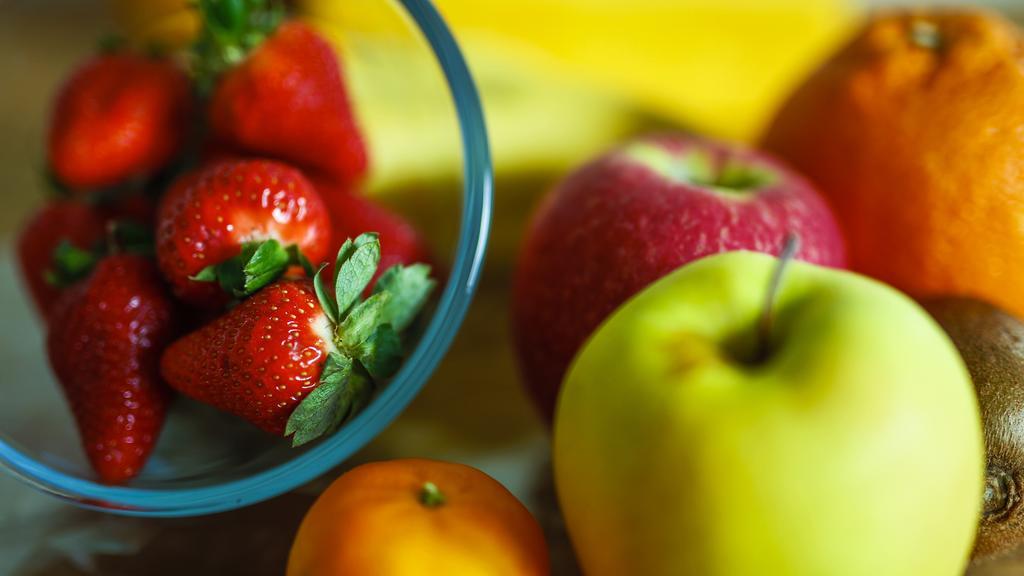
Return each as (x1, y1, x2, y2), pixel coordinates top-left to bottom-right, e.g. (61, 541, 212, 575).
(924, 297, 1024, 561)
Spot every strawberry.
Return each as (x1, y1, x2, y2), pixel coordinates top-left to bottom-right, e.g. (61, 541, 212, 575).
(47, 254, 178, 484)
(48, 53, 193, 192)
(161, 234, 434, 443)
(155, 159, 332, 308)
(17, 201, 107, 315)
(201, 8, 368, 186)
(314, 179, 435, 288)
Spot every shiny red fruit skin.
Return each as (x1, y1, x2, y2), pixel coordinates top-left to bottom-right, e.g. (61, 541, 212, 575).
(46, 255, 178, 484)
(512, 135, 848, 422)
(161, 280, 331, 435)
(209, 22, 368, 187)
(48, 54, 193, 191)
(314, 179, 434, 284)
(155, 159, 332, 308)
(17, 201, 106, 316)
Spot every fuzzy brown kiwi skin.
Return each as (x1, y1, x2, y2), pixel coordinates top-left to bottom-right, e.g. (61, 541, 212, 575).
(924, 297, 1024, 562)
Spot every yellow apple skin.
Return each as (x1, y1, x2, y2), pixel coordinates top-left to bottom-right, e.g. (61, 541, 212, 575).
(554, 251, 982, 576)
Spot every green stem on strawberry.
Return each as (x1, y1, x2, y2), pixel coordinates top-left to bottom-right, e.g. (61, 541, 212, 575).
(45, 221, 156, 288)
(45, 241, 100, 289)
(108, 220, 158, 257)
(192, 0, 285, 94)
(285, 233, 436, 447)
(192, 238, 310, 298)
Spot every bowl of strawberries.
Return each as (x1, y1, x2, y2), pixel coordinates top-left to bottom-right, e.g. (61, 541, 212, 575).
(0, 0, 491, 516)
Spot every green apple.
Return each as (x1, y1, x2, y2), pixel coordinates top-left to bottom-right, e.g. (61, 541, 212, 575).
(554, 251, 983, 576)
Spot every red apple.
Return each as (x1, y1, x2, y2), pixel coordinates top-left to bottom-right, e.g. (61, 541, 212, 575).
(512, 134, 847, 422)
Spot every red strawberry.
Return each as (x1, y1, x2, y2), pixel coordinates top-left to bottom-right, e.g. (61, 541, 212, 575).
(155, 159, 332, 308)
(161, 234, 434, 443)
(207, 21, 367, 186)
(314, 179, 434, 287)
(47, 254, 178, 484)
(48, 53, 193, 192)
(162, 279, 327, 435)
(17, 201, 106, 315)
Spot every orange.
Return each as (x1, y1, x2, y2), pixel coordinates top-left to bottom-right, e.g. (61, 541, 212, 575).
(286, 459, 550, 576)
(763, 10, 1024, 317)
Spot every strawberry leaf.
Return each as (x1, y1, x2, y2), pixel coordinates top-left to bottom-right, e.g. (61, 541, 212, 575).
(373, 264, 436, 332)
(357, 324, 403, 380)
(243, 239, 291, 291)
(313, 263, 338, 324)
(191, 239, 297, 298)
(285, 352, 352, 447)
(109, 220, 155, 256)
(288, 244, 315, 277)
(285, 354, 375, 447)
(191, 266, 218, 283)
(45, 241, 98, 288)
(331, 237, 355, 287)
(204, 0, 248, 36)
(334, 233, 381, 319)
(337, 292, 391, 353)
(344, 364, 375, 420)
(285, 237, 438, 449)
(192, 0, 285, 94)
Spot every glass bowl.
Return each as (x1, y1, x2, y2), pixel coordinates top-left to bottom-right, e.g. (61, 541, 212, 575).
(0, 0, 491, 516)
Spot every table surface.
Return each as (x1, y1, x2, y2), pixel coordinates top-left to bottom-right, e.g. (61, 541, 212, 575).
(3, 2, 1024, 575)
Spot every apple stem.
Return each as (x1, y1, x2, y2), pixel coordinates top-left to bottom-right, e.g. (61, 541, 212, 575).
(756, 234, 800, 362)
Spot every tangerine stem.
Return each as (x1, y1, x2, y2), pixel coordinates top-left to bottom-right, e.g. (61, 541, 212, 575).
(419, 482, 446, 508)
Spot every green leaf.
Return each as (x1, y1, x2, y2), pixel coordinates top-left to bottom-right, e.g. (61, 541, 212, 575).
(334, 233, 381, 319)
(188, 239, 291, 299)
(373, 264, 437, 332)
(192, 0, 283, 95)
(203, 0, 247, 36)
(109, 220, 155, 255)
(285, 353, 352, 447)
(213, 253, 248, 295)
(242, 239, 291, 292)
(357, 324, 403, 380)
(331, 237, 355, 287)
(337, 292, 391, 352)
(288, 245, 315, 278)
(313, 264, 339, 325)
(192, 265, 218, 283)
(285, 354, 376, 448)
(46, 241, 98, 288)
(344, 363, 375, 420)
(282, 236, 439, 450)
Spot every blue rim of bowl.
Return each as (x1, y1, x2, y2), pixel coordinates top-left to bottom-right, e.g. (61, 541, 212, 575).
(0, 0, 493, 517)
